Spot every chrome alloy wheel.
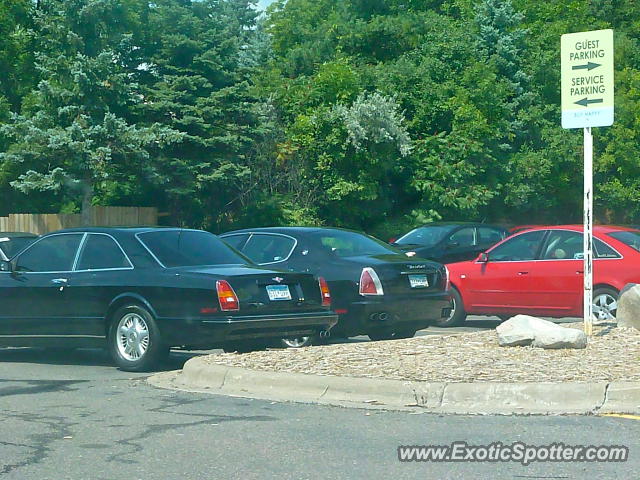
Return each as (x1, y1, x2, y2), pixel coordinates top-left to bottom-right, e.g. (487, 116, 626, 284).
(593, 293, 617, 320)
(116, 313, 150, 361)
(281, 336, 311, 348)
(447, 296, 457, 321)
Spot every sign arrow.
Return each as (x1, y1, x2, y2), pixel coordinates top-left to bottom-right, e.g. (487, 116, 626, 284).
(572, 62, 601, 71)
(574, 97, 604, 107)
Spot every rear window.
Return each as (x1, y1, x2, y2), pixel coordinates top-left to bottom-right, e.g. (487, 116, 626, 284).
(315, 230, 396, 257)
(609, 231, 640, 252)
(138, 230, 247, 268)
(242, 234, 296, 264)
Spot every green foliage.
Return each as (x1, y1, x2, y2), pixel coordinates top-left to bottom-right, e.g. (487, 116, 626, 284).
(1, 0, 640, 233)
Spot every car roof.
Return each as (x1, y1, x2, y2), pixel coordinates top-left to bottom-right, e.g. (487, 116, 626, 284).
(222, 226, 364, 236)
(0, 232, 38, 238)
(405, 222, 508, 231)
(49, 226, 191, 235)
(514, 225, 639, 234)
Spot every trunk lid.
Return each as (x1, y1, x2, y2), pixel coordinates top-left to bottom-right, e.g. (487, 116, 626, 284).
(175, 265, 325, 313)
(340, 255, 446, 295)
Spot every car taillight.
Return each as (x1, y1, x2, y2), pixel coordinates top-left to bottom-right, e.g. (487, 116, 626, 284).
(318, 277, 331, 307)
(216, 280, 239, 311)
(359, 267, 384, 296)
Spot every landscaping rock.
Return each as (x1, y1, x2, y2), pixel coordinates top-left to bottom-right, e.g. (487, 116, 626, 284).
(531, 324, 587, 349)
(617, 283, 640, 331)
(495, 315, 537, 346)
(202, 321, 640, 384)
(496, 315, 587, 349)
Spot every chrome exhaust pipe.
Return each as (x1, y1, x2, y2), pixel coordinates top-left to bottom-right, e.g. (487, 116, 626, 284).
(319, 330, 331, 339)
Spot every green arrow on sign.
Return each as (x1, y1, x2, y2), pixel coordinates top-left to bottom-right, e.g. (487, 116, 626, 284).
(571, 62, 601, 71)
(574, 97, 604, 107)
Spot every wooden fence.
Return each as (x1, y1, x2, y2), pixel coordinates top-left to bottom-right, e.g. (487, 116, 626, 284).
(0, 207, 158, 235)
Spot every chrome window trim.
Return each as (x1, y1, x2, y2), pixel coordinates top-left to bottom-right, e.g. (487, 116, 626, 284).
(135, 228, 225, 269)
(448, 226, 478, 248)
(606, 231, 640, 256)
(537, 229, 623, 262)
(73, 233, 134, 272)
(226, 232, 298, 266)
(476, 228, 624, 264)
(10, 232, 86, 274)
(0, 334, 105, 338)
(135, 232, 167, 268)
(72, 233, 88, 271)
(477, 230, 548, 263)
(219, 232, 251, 250)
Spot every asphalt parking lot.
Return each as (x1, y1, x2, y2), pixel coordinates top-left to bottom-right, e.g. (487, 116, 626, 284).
(6, 315, 626, 480)
(1, 333, 639, 480)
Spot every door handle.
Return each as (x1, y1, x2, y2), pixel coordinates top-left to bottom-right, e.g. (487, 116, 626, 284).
(51, 278, 68, 285)
(576, 270, 584, 274)
(517, 271, 529, 275)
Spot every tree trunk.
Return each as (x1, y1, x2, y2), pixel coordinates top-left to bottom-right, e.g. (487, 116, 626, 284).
(80, 180, 94, 226)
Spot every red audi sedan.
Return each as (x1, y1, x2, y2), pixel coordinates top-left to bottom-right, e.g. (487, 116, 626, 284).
(441, 225, 640, 327)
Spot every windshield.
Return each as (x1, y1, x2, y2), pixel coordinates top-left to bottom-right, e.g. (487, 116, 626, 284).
(138, 230, 249, 267)
(313, 230, 397, 257)
(609, 231, 640, 252)
(0, 236, 37, 258)
(395, 225, 454, 248)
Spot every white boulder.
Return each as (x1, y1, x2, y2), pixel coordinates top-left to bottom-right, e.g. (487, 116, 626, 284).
(496, 315, 587, 349)
(616, 284, 640, 331)
(495, 315, 536, 346)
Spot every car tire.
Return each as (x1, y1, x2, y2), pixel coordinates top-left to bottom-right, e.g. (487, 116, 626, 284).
(222, 341, 268, 353)
(434, 287, 466, 327)
(108, 304, 169, 372)
(367, 329, 417, 341)
(593, 286, 619, 321)
(279, 336, 316, 348)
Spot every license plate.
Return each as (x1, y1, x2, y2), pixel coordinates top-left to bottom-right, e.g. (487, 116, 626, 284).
(408, 274, 429, 288)
(266, 284, 292, 301)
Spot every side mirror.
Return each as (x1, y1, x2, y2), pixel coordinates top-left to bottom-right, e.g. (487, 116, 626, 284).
(478, 252, 489, 263)
(388, 237, 397, 244)
(0, 260, 12, 272)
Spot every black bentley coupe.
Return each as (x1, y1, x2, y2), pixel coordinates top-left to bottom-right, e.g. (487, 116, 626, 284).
(0, 227, 337, 370)
(221, 227, 452, 345)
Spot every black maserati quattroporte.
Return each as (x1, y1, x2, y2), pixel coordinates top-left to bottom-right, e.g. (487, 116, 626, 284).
(0, 228, 337, 370)
(221, 227, 452, 345)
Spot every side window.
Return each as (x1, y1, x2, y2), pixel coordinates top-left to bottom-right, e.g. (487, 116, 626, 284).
(542, 231, 584, 260)
(15, 234, 83, 272)
(242, 235, 296, 264)
(76, 234, 131, 270)
(489, 231, 546, 262)
(222, 234, 250, 251)
(594, 239, 621, 259)
(449, 227, 476, 248)
(478, 227, 506, 247)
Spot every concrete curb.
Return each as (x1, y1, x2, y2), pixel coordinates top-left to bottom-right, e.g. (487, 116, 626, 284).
(148, 356, 640, 415)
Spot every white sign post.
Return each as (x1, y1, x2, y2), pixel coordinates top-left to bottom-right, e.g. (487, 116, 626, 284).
(561, 29, 614, 335)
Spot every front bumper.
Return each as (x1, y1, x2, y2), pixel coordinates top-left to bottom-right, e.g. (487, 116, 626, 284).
(334, 291, 452, 337)
(157, 311, 338, 348)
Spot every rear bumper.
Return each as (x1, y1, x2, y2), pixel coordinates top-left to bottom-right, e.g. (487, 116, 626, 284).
(335, 291, 452, 337)
(157, 311, 338, 348)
